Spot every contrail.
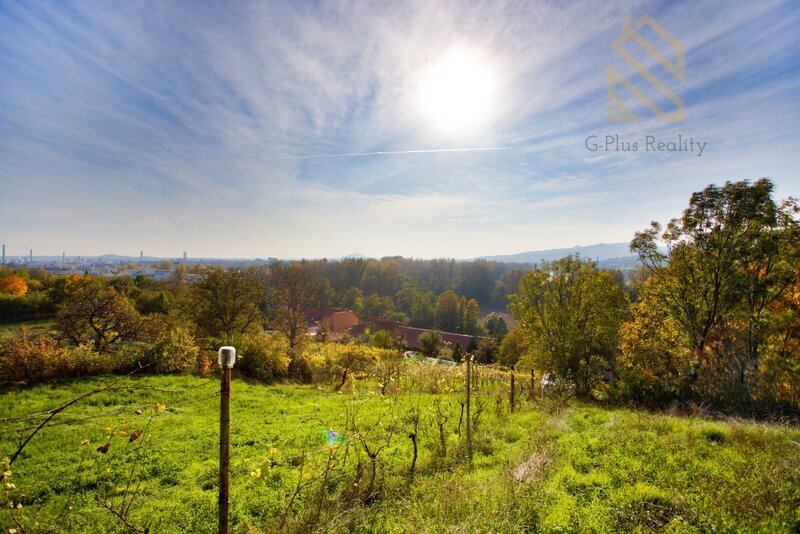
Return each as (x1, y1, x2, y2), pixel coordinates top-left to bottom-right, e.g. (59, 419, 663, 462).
(272, 146, 511, 161)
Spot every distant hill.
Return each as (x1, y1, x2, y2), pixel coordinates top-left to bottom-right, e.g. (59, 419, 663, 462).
(479, 243, 635, 264)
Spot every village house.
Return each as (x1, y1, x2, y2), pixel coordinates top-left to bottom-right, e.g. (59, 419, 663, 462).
(306, 308, 360, 337)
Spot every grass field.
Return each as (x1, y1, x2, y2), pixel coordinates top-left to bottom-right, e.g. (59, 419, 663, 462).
(0, 320, 56, 340)
(1, 374, 798, 533)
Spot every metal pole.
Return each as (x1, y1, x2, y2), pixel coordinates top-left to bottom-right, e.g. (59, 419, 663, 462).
(219, 365, 231, 534)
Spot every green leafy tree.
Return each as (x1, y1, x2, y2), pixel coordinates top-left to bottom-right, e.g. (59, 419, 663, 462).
(341, 286, 365, 316)
(462, 298, 481, 336)
(474, 337, 498, 364)
(144, 323, 200, 373)
(396, 285, 435, 327)
(233, 332, 290, 382)
(484, 313, 509, 340)
(370, 329, 397, 349)
(510, 257, 629, 398)
(418, 330, 443, 358)
(499, 328, 527, 366)
(435, 290, 460, 332)
(630, 178, 800, 400)
(363, 293, 395, 319)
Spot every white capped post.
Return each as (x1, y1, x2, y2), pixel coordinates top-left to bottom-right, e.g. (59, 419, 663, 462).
(218, 345, 235, 534)
(218, 346, 236, 369)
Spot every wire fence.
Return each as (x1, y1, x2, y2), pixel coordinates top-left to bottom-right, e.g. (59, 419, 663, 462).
(0, 358, 539, 532)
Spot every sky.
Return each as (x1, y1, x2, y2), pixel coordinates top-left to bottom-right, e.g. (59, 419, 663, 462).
(1, 0, 799, 259)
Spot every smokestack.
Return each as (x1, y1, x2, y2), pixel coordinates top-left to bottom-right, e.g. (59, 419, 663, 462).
(29, 249, 33, 262)
(1, 244, 4, 264)
(140, 250, 143, 261)
(183, 251, 187, 261)
(63, 252, 66, 263)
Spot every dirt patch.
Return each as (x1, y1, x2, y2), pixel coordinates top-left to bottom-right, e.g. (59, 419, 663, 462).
(510, 449, 552, 484)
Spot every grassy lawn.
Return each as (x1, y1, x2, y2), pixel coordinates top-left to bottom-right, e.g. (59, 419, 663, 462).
(0, 319, 56, 340)
(0, 375, 798, 533)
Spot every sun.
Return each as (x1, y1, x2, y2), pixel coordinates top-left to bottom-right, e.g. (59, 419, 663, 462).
(417, 48, 497, 134)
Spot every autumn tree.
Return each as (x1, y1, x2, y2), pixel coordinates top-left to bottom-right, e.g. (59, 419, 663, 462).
(56, 277, 149, 353)
(630, 178, 800, 404)
(187, 266, 265, 341)
(618, 280, 694, 405)
(266, 262, 315, 358)
(0, 275, 28, 296)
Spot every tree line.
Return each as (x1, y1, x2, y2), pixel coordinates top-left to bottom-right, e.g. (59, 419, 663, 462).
(1, 178, 797, 415)
(512, 178, 799, 414)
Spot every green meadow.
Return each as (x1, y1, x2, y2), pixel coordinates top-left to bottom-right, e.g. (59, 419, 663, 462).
(1, 375, 798, 533)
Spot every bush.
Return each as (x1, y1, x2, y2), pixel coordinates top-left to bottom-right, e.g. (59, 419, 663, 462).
(144, 325, 200, 373)
(0, 328, 112, 382)
(234, 333, 290, 382)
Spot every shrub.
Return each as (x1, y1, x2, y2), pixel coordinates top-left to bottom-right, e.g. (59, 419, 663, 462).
(144, 325, 200, 373)
(0, 328, 111, 382)
(234, 333, 290, 382)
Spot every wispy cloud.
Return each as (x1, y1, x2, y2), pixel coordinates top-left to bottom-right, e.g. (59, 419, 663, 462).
(268, 147, 511, 161)
(0, 0, 798, 258)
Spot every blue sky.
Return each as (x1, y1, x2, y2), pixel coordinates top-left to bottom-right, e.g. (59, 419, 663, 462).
(1, 0, 799, 259)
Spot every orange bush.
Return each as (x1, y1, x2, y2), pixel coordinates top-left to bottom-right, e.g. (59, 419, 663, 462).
(0, 275, 28, 296)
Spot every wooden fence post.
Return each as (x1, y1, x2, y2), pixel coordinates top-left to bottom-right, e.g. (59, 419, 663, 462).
(218, 347, 236, 534)
(510, 365, 515, 413)
(466, 354, 472, 465)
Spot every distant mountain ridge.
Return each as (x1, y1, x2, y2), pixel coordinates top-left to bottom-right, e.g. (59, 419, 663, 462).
(478, 242, 635, 264)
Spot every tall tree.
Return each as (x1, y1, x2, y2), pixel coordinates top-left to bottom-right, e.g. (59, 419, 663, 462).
(435, 290, 460, 332)
(630, 178, 799, 397)
(462, 298, 481, 336)
(188, 266, 265, 341)
(510, 257, 629, 398)
(267, 263, 315, 353)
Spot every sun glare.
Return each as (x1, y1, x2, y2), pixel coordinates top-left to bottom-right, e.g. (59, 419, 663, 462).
(418, 48, 496, 134)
